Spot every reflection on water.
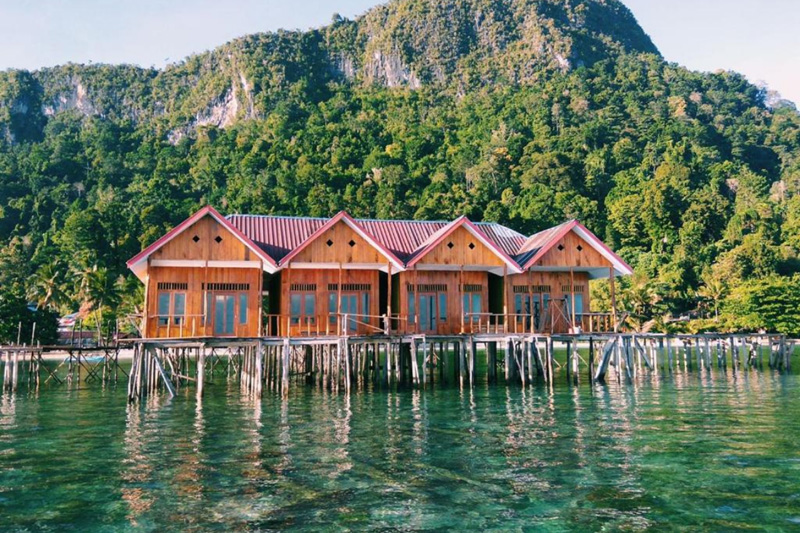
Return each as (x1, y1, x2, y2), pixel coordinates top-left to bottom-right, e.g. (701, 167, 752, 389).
(1, 370, 800, 531)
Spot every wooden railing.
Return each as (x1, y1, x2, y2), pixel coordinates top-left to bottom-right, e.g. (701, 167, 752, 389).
(148, 315, 207, 339)
(148, 311, 621, 339)
(262, 313, 409, 337)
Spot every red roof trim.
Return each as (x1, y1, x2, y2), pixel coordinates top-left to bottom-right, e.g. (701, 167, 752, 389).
(520, 220, 578, 270)
(278, 211, 404, 268)
(406, 216, 522, 272)
(521, 220, 633, 274)
(573, 221, 634, 274)
(126, 205, 277, 268)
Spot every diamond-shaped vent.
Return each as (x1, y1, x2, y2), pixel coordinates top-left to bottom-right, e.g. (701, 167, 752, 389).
(215, 236, 223, 244)
(577, 245, 583, 252)
(557, 244, 565, 251)
(348, 240, 356, 247)
(468, 243, 476, 250)
(447, 242, 454, 249)
(326, 239, 334, 247)
(192, 235, 200, 243)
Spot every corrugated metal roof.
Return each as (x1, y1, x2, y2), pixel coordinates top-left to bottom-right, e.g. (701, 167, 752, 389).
(226, 213, 580, 269)
(227, 215, 327, 262)
(514, 220, 575, 267)
(475, 222, 528, 258)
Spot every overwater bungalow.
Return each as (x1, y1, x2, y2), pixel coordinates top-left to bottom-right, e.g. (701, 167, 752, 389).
(126, 206, 632, 339)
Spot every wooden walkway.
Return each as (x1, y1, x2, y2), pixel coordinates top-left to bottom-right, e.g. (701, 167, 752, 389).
(1, 334, 794, 402)
(125, 332, 793, 402)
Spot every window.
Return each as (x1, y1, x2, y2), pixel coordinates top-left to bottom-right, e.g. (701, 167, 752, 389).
(439, 293, 447, 323)
(408, 291, 415, 325)
(471, 293, 482, 315)
(239, 293, 248, 325)
(204, 292, 213, 326)
(329, 293, 338, 326)
(157, 292, 185, 327)
(305, 293, 316, 324)
(514, 294, 531, 316)
(361, 292, 370, 322)
(214, 294, 235, 335)
(173, 293, 186, 325)
(341, 294, 357, 331)
(157, 293, 171, 327)
(539, 294, 551, 330)
(290, 294, 302, 325)
(290, 292, 316, 326)
(565, 294, 584, 322)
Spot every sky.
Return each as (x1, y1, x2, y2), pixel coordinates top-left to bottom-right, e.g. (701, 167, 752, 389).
(0, 0, 798, 104)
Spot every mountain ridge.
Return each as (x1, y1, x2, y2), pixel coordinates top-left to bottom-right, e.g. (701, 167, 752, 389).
(1, 0, 660, 142)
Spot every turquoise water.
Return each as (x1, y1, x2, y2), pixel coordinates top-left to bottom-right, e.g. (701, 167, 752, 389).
(2, 369, 800, 531)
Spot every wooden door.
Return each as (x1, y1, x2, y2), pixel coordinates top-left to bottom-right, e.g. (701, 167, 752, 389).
(213, 294, 235, 336)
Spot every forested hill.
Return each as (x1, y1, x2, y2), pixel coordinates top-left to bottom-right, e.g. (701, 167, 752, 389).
(0, 0, 799, 337)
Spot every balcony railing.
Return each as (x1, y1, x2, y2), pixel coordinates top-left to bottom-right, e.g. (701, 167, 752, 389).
(146, 311, 620, 339)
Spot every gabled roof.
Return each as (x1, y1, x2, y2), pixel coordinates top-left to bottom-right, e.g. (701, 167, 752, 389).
(226, 215, 528, 264)
(276, 211, 405, 270)
(515, 220, 576, 268)
(128, 207, 633, 277)
(516, 219, 633, 277)
(405, 216, 523, 273)
(126, 206, 278, 277)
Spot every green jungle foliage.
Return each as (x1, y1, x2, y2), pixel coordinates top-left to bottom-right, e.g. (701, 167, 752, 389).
(0, 0, 798, 336)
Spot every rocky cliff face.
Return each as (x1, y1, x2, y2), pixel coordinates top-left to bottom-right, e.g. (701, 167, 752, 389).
(0, 0, 659, 143)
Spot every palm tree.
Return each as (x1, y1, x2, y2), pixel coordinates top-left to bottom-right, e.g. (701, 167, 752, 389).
(27, 261, 67, 311)
(697, 273, 727, 320)
(73, 265, 121, 342)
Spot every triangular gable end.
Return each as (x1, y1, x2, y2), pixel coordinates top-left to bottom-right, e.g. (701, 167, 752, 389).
(521, 220, 633, 277)
(407, 217, 523, 275)
(126, 206, 278, 281)
(279, 211, 405, 272)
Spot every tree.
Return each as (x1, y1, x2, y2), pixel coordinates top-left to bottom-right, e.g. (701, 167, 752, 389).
(696, 271, 726, 320)
(27, 261, 67, 311)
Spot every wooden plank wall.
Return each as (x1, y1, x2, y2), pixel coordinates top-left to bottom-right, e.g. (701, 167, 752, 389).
(145, 266, 262, 338)
(144, 214, 264, 338)
(293, 220, 387, 264)
(416, 226, 505, 267)
(280, 268, 381, 336)
(507, 271, 591, 333)
(532, 231, 612, 269)
(397, 270, 488, 335)
(151, 215, 255, 262)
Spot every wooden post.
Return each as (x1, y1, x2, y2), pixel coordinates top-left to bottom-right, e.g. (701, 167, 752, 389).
(569, 267, 577, 333)
(258, 260, 264, 337)
(503, 264, 509, 333)
(410, 339, 419, 386)
(487, 342, 497, 383)
(286, 262, 293, 338)
(468, 337, 476, 387)
(413, 267, 419, 334)
(282, 339, 290, 397)
(460, 266, 465, 333)
(197, 347, 205, 399)
(609, 267, 618, 333)
(504, 340, 512, 382)
(143, 269, 151, 338)
(527, 270, 534, 334)
(202, 259, 208, 337)
(387, 262, 393, 333)
(337, 262, 343, 335)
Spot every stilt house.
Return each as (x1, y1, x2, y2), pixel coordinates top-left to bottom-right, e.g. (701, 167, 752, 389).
(127, 206, 632, 338)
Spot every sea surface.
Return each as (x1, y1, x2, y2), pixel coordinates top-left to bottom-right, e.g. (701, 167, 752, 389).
(1, 365, 800, 531)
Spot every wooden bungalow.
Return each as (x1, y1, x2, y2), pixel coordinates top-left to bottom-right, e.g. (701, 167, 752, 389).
(127, 206, 632, 339)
